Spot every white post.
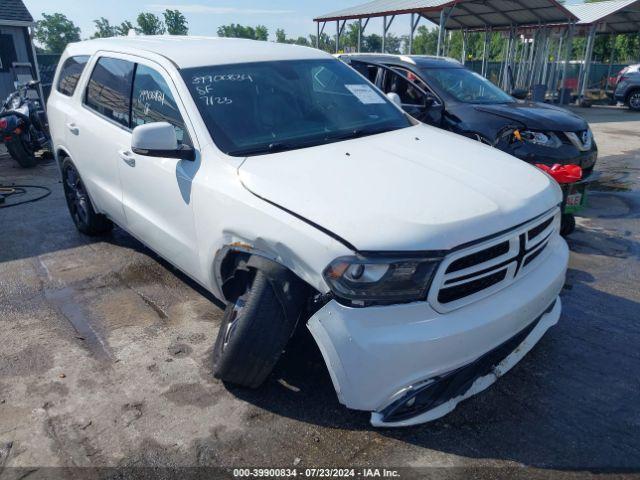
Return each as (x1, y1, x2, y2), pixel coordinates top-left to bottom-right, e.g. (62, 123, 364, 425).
(578, 24, 597, 103)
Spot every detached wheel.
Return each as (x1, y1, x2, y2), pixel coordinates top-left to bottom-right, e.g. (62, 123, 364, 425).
(61, 158, 113, 236)
(213, 269, 295, 388)
(628, 90, 640, 112)
(560, 213, 576, 237)
(6, 137, 37, 168)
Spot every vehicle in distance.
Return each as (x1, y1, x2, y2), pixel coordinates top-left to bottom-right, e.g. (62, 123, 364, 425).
(338, 54, 598, 177)
(48, 37, 568, 427)
(614, 64, 640, 111)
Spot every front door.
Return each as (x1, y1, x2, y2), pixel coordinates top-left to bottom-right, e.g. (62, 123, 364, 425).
(118, 61, 201, 276)
(381, 67, 444, 127)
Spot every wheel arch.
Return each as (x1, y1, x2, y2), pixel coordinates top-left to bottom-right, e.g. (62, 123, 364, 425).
(55, 146, 73, 169)
(213, 245, 317, 323)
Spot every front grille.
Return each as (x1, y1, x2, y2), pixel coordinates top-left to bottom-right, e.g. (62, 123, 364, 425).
(446, 241, 510, 273)
(428, 209, 559, 313)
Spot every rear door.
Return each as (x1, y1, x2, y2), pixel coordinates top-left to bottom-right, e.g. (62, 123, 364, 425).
(65, 54, 134, 226)
(47, 55, 90, 157)
(118, 60, 201, 276)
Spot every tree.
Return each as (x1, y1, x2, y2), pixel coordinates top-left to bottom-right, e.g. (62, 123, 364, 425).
(275, 28, 287, 43)
(34, 13, 81, 53)
(163, 9, 188, 35)
(91, 17, 116, 39)
(136, 13, 165, 35)
(411, 26, 438, 55)
(115, 20, 135, 37)
(217, 24, 268, 41)
(292, 36, 310, 47)
(308, 33, 335, 52)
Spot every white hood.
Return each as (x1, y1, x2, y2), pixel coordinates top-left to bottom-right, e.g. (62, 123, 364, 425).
(238, 124, 561, 252)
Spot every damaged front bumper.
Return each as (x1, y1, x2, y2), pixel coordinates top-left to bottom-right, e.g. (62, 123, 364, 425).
(307, 235, 568, 427)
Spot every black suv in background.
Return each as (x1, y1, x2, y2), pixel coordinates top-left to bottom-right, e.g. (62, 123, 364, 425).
(338, 54, 598, 177)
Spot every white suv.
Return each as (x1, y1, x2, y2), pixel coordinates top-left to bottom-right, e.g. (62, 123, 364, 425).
(48, 37, 568, 427)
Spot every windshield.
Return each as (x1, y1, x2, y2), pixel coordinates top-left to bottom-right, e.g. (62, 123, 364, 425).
(422, 68, 514, 104)
(182, 59, 411, 156)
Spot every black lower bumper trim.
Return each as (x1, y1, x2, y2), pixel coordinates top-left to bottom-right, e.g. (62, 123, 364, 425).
(379, 299, 557, 424)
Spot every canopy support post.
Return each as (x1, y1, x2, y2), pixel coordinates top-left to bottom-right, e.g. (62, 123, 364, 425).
(437, 6, 454, 56)
(461, 29, 468, 64)
(409, 13, 421, 54)
(578, 24, 597, 104)
(382, 15, 395, 53)
(559, 23, 574, 104)
(481, 28, 490, 77)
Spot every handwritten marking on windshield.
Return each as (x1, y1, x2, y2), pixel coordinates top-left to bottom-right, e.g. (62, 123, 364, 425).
(192, 74, 253, 85)
(201, 96, 233, 106)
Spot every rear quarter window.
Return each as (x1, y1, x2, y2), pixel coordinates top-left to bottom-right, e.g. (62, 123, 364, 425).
(56, 55, 90, 96)
(84, 57, 135, 127)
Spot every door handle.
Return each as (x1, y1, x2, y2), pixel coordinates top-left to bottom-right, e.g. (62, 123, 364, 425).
(66, 122, 79, 134)
(119, 150, 135, 167)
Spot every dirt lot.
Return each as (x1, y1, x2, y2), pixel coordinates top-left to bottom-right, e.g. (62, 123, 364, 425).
(1, 106, 639, 478)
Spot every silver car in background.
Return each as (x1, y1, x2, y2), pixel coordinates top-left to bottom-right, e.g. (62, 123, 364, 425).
(614, 64, 640, 111)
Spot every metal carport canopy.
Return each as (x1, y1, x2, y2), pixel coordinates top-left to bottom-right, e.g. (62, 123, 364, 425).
(565, 0, 640, 33)
(314, 0, 578, 29)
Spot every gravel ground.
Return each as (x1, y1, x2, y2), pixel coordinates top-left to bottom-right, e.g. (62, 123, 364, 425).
(0, 106, 639, 478)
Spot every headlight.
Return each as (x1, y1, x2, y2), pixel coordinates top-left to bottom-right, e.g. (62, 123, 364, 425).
(323, 255, 441, 306)
(518, 130, 562, 148)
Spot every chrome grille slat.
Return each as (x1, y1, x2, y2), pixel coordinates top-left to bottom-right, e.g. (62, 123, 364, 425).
(428, 209, 560, 313)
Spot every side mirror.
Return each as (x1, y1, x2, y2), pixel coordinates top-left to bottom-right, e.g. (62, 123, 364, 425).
(131, 122, 194, 161)
(386, 92, 402, 107)
(423, 96, 435, 109)
(511, 88, 528, 100)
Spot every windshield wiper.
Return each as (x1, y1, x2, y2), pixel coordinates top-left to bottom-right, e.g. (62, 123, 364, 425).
(231, 142, 298, 156)
(324, 125, 398, 142)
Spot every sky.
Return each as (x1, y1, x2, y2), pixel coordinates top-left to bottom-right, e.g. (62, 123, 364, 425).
(22, 0, 408, 41)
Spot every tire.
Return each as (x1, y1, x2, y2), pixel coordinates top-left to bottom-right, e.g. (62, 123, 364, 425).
(61, 157, 113, 236)
(6, 136, 37, 168)
(627, 89, 640, 112)
(560, 213, 576, 237)
(213, 269, 295, 388)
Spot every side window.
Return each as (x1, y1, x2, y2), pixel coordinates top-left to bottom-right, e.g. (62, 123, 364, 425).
(383, 69, 426, 106)
(391, 67, 441, 105)
(0, 34, 17, 72)
(350, 61, 381, 84)
(132, 64, 191, 145)
(85, 57, 135, 128)
(56, 55, 90, 96)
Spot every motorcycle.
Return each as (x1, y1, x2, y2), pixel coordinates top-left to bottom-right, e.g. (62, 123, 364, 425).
(0, 80, 50, 168)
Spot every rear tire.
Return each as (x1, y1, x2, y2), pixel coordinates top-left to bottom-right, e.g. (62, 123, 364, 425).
(213, 269, 294, 388)
(627, 89, 640, 112)
(6, 137, 37, 168)
(61, 157, 113, 236)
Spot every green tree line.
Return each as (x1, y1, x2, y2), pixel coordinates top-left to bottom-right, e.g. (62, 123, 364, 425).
(33, 6, 640, 65)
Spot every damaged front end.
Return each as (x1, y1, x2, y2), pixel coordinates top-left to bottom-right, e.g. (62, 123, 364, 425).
(307, 229, 568, 428)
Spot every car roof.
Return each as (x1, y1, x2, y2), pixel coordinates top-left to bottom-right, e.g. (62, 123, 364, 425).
(337, 53, 463, 69)
(64, 36, 331, 69)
